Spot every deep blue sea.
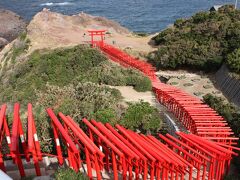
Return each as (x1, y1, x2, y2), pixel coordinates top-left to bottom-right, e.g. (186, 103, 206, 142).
(0, 0, 236, 33)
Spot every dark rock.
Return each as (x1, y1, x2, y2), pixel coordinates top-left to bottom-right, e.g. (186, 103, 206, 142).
(0, 37, 9, 49)
(0, 9, 27, 42)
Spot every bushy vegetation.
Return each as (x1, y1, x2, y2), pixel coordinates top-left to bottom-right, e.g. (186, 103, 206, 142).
(34, 82, 122, 152)
(227, 48, 240, 72)
(0, 45, 151, 104)
(121, 101, 162, 134)
(0, 45, 105, 103)
(35, 86, 162, 152)
(224, 174, 240, 180)
(203, 94, 240, 136)
(203, 94, 240, 172)
(93, 101, 163, 135)
(11, 41, 29, 63)
(5, 31, 31, 64)
(54, 168, 88, 180)
(150, 5, 240, 74)
(37, 82, 122, 121)
(79, 61, 152, 92)
(0, 45, 159, 153)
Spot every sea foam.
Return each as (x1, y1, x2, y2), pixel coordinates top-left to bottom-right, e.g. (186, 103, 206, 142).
(40, 2, 73, 6)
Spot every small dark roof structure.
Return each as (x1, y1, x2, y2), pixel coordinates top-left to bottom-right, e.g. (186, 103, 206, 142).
(210, 5, 223, 11)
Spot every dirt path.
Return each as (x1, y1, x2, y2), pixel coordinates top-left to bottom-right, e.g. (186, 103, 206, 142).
(111, 86, 157, 106)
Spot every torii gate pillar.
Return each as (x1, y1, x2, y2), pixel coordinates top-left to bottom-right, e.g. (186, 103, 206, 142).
(88, 30, 106, 47)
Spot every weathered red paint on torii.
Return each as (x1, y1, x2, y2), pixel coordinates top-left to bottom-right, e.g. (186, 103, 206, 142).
(88, 30, 106, 47)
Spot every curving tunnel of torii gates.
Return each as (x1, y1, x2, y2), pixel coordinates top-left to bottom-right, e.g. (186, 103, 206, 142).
(0, 30, 239, 180)
(0, 103, 239, 180)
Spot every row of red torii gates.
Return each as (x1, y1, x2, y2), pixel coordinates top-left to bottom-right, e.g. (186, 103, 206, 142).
(0, 30, 239, 180)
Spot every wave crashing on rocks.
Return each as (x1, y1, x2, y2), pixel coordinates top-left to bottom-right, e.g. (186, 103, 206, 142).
(40, 2, 74, 6)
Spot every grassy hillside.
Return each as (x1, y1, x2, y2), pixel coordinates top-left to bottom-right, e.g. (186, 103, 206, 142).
(150, 5, 240, 74)
(0, 45, 151, 103)
(0, 45, 162, 153)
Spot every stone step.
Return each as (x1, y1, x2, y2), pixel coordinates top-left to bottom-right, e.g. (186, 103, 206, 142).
(7, 167, 46, 180)
(5, 162, 45, 172)
(3, 157, 55, 180)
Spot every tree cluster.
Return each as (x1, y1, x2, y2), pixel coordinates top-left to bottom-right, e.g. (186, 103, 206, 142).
(150, 5, 240, 74)
(203, 94, 240, 173)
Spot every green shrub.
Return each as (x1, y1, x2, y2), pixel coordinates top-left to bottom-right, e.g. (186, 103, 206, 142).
(0, 45, 153, 153)
(150, 5, 240, 73)
(80, 61, 152, 92)
(34, 82, 122, 153)
(55, 168, 88, 180)
(126, 75, 152, 92)
(19, 31, 27, 41)
(121, 101, 162, 134)
(174, 18, 186, 28)
(203, 94, 240, 172)
(9, 32, 31, 63)
(152, 28, 174, 45)
(94, 108, 117, 124)
(224, 174, 240, 180)
(203, 94, 240, 135)
(0, 45, 151, 104)
(11, 41, 29, 63)
(37, 82, 121, 122)
(227, 48, 240, 73)
(192, 12, 209, 23)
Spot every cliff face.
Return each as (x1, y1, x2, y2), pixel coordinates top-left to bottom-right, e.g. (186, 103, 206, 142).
(0, 8, 158, 78)
(25, 8, 155, 53)
(0, 9, 26, 49)
(0, 8, 155, 64)
(27, 8, 131, 52)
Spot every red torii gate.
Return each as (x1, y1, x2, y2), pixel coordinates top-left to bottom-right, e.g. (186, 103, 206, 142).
(0, 104, 239, 179)
(0, 31, 239, 179)
(88, 30, 106, 47)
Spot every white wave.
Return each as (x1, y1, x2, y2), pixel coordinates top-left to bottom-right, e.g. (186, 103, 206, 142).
(40, 2, 73, 6)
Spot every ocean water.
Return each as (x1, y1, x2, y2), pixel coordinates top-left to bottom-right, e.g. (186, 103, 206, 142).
(0, 0, 236, 33)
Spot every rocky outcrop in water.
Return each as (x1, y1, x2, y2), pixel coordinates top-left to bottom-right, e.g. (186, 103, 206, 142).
(0, 9, 26, 49)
